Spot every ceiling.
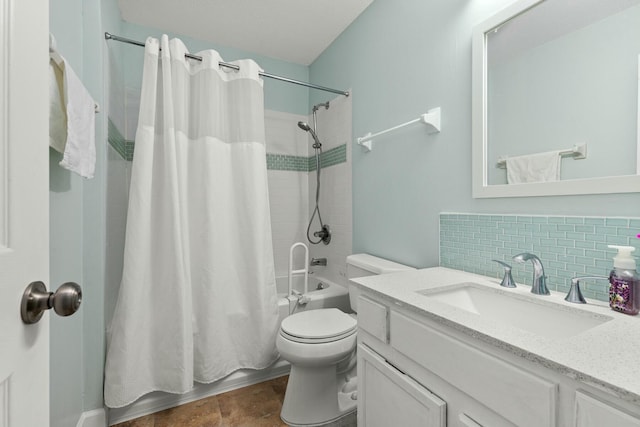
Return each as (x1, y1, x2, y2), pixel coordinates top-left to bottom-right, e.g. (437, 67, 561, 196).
(117, 0, 374, 65)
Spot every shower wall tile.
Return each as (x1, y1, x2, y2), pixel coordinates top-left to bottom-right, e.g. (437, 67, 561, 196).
(265, 110, 308, 157)
(124, 86, 141, 140)
(267, 154, 310, 172)
(108, 119, 127, 160)
(308, 144, 347, 171)
(108, 47, 126, 136)
(108, 119, 135, 161)
(440, 213, 640, 302)
(314, 93, 352, 152)
(111, 104, 353, 286)
(267, 170, 308, 278)
(105, 147, 131, 327)
(308, 95, 353, 286)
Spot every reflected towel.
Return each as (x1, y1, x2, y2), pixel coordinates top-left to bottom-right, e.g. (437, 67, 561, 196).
(506, 151, 561, 184)
(49, 35, 96, 179)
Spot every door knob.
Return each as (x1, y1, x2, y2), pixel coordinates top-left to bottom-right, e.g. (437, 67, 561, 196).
(21, 281, 82, 324)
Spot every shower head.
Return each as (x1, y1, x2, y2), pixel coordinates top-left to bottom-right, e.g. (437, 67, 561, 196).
(297, 121, 322, 148)
(298, 121, 311, 131)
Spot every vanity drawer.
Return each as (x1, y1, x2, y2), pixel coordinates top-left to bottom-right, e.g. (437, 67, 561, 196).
(358, 296, 389, 343)
(390, 311, 558, 427)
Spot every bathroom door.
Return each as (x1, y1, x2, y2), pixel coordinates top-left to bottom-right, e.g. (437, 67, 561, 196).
(0, 0, 50, 426)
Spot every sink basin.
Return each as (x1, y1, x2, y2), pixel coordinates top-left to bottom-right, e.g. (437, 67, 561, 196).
(418, 283, 612, 339)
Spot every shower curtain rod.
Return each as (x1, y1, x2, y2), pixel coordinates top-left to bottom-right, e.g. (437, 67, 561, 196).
(104, 32, 350, 97)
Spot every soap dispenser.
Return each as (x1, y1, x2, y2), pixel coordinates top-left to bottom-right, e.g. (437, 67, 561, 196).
(608, 245, 640, 315)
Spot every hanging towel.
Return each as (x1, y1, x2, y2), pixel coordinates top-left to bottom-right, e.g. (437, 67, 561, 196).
(49, 34, 96, 179)
(506, 150, 562, 184)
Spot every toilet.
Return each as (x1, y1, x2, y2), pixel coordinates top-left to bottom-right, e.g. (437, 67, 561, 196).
(277, 254, 414, 426)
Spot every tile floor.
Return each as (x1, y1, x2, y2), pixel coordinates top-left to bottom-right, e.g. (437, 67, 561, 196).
(113, 376, 289, 427)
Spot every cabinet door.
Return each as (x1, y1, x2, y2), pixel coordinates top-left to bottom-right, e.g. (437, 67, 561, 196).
(358, 344, 446, 427)
(575, 391, 640, 427)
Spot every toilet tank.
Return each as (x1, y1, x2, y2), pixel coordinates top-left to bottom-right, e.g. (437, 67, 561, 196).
(346, 254, 415, 312)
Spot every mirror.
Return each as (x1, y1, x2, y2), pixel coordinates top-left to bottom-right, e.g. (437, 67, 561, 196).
(472, 0, 640, 198)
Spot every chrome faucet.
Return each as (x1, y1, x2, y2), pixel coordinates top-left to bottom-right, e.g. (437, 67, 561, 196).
(310, 257, 327, 266)
(512, 253, 550, 295)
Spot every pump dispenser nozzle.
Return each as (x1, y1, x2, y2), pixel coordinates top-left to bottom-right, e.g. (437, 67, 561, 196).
(608, 245, 637, 270)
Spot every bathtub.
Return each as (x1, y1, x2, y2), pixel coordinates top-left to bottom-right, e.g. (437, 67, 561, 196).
(275, 275, 351, 323)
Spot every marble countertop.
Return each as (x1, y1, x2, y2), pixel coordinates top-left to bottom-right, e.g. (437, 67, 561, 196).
(351, 267, 640, 404)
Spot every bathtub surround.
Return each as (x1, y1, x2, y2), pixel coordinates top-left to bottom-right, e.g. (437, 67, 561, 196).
(266, 145, 347, 172)
(107, 107, 350, 307)
(107, 96, 352, 288)
(440, 213, 640, 301)
(104, 36, 280, 408)
(107, 120, 134, 161)
(306, 95, 354, 286)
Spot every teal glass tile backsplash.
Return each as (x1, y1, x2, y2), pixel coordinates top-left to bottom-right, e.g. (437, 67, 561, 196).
(440, 213, 640, 302)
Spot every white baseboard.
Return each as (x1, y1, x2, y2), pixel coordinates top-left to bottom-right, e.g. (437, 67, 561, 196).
(76, 408, 107, 427)
(108, 360, 290, 426)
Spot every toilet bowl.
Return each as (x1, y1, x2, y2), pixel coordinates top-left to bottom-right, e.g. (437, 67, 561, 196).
(277, 254, 414, 426)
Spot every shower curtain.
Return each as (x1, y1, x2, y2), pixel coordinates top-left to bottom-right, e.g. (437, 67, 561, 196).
(104, 35, 279, 408)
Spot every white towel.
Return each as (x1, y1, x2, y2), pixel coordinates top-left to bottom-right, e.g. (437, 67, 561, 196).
(49, 36, 96, 179)
(506, 150, 561, 184)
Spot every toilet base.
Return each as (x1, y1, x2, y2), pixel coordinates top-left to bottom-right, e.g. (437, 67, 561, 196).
(281, 364, 357, 426)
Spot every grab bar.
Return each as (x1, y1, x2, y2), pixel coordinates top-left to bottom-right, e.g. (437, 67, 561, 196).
(288, 242, 309, 298)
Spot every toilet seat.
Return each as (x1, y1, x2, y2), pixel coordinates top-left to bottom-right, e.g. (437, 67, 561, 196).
(280, 308, 357, 344)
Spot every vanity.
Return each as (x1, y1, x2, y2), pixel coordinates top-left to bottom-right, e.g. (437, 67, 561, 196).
(352, 268, 640, 427)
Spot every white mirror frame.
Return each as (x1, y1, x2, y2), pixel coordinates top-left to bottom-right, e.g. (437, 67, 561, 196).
(472, 0, 640, 198)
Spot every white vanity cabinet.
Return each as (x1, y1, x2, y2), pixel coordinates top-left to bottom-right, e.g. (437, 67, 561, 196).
(356, 293, 640, 427)
(574, 391, 640, 427)
(358, 344, 446, 427)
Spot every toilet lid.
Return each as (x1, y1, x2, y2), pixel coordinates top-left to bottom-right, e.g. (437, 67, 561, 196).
(280, 308, 357, 343)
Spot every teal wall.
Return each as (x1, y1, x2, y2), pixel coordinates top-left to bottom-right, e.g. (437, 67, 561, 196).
(49, 0, 120, 424)
(49, 1, 85, 425)
(309, 0, 640, 269)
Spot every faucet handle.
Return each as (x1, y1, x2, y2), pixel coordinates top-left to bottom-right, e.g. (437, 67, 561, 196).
(566, 275, 609, 304)
(492, 260, 516, 288)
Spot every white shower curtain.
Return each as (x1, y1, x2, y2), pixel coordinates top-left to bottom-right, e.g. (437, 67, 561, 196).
(104, 35, 279, 408)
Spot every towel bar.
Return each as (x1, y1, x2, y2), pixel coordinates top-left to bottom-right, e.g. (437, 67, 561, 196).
(496, 143, 587, 169)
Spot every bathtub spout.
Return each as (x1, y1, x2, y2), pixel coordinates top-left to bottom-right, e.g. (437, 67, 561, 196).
(310, 257, 327, 266)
